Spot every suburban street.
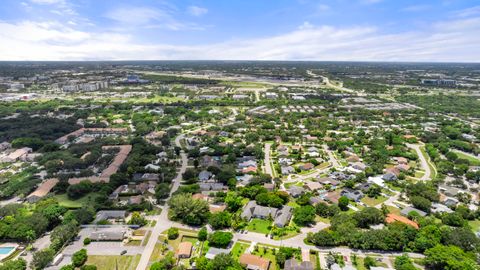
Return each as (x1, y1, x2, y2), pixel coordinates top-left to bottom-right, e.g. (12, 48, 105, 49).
(407, 143, 433, 181)
(135, 133, 188, 270)
(263, 142, 274, 177)
(322, 144, 341, 168)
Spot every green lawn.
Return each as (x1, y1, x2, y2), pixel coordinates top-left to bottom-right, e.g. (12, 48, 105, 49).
(86, 255, 141, 270)
(453, 150, 480, 166)
(386, 205, 401, 215)
(53, 193, 99, 208)
(468, 219, 480, 232)
(246, 219, 272, 234)
(231, 241, 250, 260)
(361, 196, 387, 207)
(252, 245, 278, 270)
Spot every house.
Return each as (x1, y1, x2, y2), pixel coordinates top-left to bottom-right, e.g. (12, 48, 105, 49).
(385, 167, 400, 176)
(0, 141, 11, 151)
(239, 254, 271, 270)
(346, 155, 360, 163)
(242, 166, 258, 174)
(200, 183, 227, 192)
(94, 210, 127, 223)
(263, 183, 275, 191)
(340, 188, 364, 202)
(241, 201, 293, 227)
(439, 185, 460, 197)
(382, 172, 397, 181)
(284, 259, 314, 270)
(396, 164, 410, 172)
(90, 228, 126, 241)
(145, 164, 160, 171)
(236, 174, 254, 186)
(26, 178, 59, 203)
(350, 162, 367, 171)
(324, 191, 341, 204)
(177, 242, 192, 258)
(299, 163, 314, 171)
(400, 206, 427, 217)
(128, 195, 143, 205)
(281, 166, 295, 175)
(303, 181, 322, 191)
(385, 214, 419, 229)
(395, 157, 408, 164)
(431, 203, 453, 214)
(199, 170, 214, 182)
(442, 196, 459, 207)
(1, 147, 32, 162)
(205, 247, 229, 259)
(274, 206, 293, 228)
(317, 177, 340, 188)
(288, 186, 305, 198)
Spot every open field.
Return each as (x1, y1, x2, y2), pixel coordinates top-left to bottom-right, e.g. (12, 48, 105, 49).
(86, 255, 141, 270)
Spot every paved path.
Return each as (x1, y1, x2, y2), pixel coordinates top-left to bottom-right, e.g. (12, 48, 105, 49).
(264, 143, 274, 178)
(135, 133, 188, 270)
(322, 144, 341, 168)
(407, 143, 432, 181)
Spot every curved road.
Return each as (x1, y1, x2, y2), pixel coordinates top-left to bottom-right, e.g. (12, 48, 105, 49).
(407, 143, 433, 181)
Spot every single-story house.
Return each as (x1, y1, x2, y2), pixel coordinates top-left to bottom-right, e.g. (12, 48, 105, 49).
(239, 254, 270, 270)
(340, 188, 364, 202)
(177, 242, 192, 258)
(241, 201, 293, 228)
(284, 259, 314, 270)
(199, 170, 214, 181)
(205, 247, 229, 259)
(288, 186, 305, 198)
(90, 228, 126, 241)
(303, 181, 322, 191)
(299, 163, 314, 171)
(94, 210, 127, 224)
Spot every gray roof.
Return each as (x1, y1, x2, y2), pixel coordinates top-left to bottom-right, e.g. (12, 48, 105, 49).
(274, 206, 293, 228)
(288, 186, 305, 197)
(199, 183, 227, 191)
(94, 210, 126, 223)
(340, 188, 364, 202)
(205, 247, 230, 259)
(284, 259, 314, 270)
(199, 170, 213, 181)
(90, 229, 125, 241)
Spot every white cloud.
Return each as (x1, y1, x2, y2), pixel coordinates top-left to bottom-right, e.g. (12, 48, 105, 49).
(29, 0, 65, 4)
(187, 6, 208, 16)
(104, 6, 205, 31)
(402, 5, 431, 12)
(453, 5, 480, 18)
(104, 7, 166, 25)
(0, 16, 479, 62)
(360, 0, 383, 5)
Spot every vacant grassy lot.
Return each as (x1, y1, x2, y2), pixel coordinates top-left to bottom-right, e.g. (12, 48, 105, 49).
(453, 150, 480, 166)
(86, 255, 141, 270)
(247, 219, 272, 234)
(231, 241, 250, 260)
(361, 196, 387, 207)
(54, 193, 99, 208)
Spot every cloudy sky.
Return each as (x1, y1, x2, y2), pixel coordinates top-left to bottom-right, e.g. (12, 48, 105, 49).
(0, 0, 479, 61)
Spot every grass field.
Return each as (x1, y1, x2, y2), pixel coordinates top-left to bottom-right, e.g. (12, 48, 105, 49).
(468, 219, 480, 232)
(361, 196, 387, 207)
(86, 255, 141, 270)
(54, 193, 99, 208)
(246, 219, 272, 234)
(231, 241, 250, 260)
(453, 150, 480, 166)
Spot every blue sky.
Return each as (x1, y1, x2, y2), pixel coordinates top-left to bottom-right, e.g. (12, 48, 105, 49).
(0, 0, 479, 61)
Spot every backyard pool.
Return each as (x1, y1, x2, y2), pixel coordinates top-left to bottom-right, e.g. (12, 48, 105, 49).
(0, 246, 15, 254)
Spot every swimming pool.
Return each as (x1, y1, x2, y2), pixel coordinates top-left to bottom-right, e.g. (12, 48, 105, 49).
(0, 247, 15, 254)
